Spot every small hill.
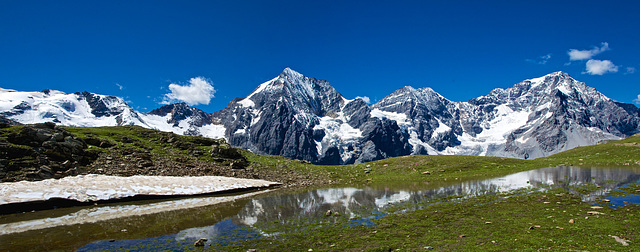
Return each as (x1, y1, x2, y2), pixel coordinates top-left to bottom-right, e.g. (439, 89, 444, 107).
(0, 124, 326, 186)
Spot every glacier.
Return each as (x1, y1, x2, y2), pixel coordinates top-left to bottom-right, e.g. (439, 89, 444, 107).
(1, 69, 639, 164)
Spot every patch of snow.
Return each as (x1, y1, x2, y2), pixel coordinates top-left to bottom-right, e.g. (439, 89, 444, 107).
(315, 116, 361, 141)
(441, 104, 530, 156)
(556, 83, 572, 95)
(0, 175, 279, 205)
(246, 76, 279, 99)
(370, 109, 410, 128)
(526, 76, 547, 87)
(313, 113, 363, 162)
(433, 118, 451, 135)
(198, 124, 226, 140)
(139, 113, 176, 132)
(238, 98, 255, 108)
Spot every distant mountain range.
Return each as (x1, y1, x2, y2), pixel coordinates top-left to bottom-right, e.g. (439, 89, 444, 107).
(2, 68, 639, 164)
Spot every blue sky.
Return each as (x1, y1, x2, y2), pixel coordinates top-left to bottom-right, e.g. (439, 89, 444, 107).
(1, 0, 638, 112)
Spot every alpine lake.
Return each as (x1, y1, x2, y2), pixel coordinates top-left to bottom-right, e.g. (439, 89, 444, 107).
(1, 165, 640, 251)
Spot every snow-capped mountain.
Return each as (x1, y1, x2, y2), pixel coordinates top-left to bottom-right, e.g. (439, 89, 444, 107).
(1, 69, 638, 164)
(212, 68, 411, 164)
(457, 71, 639, 158)
(0, 89, 146, 127)
(0, 88, 225, 138)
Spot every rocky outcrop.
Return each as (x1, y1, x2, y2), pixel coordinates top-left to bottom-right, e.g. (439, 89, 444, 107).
(147, 103, 213, 129)
(356, 118, 412, 163)
(1, 122, 95, 181)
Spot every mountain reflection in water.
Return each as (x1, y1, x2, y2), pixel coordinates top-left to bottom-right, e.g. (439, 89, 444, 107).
(2, 166, 639, 251)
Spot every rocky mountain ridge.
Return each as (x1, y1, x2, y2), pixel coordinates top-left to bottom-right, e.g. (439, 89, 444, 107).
(1, 69, 638, 164)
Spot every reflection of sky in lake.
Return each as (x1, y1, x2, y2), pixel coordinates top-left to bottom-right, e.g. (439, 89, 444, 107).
(77, 219, 260, 251)
(5, 166, 640, 251)
(603, 179, 640, 209)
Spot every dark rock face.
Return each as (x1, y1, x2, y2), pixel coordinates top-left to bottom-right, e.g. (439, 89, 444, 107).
(147, 103, 213, 128)
(356, 118, 412, 163)
(212, 68, 414, 164)
(213, 68, 344, 163)
(209, 70, 640, 163)
(342, 98, 371, 128)
(77, 91, 128, 117)
(1, 123, 96, 181)
(2, 69, 639, 164)
(373, 86, 462, 153)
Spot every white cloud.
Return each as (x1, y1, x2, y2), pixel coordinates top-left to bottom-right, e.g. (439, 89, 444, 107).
(568, 42, 610, 61)
(527, 54, 552, 65)
(116, 83, 124, 90)
(584, 59, 619, 75)
(162, 77, 216, 105)
(634, 95, 640, 104)
(626, 67, 636, 74)
(355, 96, 371, 104)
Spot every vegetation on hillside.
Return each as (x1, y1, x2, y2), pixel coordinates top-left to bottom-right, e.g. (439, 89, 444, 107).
(2, 124, 640, 250)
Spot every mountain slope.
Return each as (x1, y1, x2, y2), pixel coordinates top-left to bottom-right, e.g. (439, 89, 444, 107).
(0, 89, 146, 127)
(0, 69, 638, 164)
(460, 71, 636, 158)
(212, 68, 411, 164)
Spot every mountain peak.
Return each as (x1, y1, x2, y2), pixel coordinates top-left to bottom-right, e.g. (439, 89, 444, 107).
(281, 67, 304, 79)
(547, 71, 573, 79)
(523, 71, 576, 88)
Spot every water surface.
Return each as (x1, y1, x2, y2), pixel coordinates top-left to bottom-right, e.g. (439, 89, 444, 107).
(1, 166, 639, 251)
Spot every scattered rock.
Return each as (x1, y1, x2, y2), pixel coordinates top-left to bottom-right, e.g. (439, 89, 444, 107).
(485, 222, 492, 224)
(424, 246, 433, 250)
(194, 238, 207, 246)
(587, 211, 605, 215)
(591, 206, 604, 209)
(569, 219, 575, 224)
(325, 210, 332, 217)
(422, 171, 431, 175)
(609, 235, 630, 246)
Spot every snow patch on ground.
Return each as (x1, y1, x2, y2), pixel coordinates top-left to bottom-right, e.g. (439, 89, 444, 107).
(0, 175, 279, 205)
(196, 124, 226, 140)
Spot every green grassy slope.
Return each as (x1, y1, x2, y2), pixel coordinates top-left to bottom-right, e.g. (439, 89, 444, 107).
(2, 124, 639, 186)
